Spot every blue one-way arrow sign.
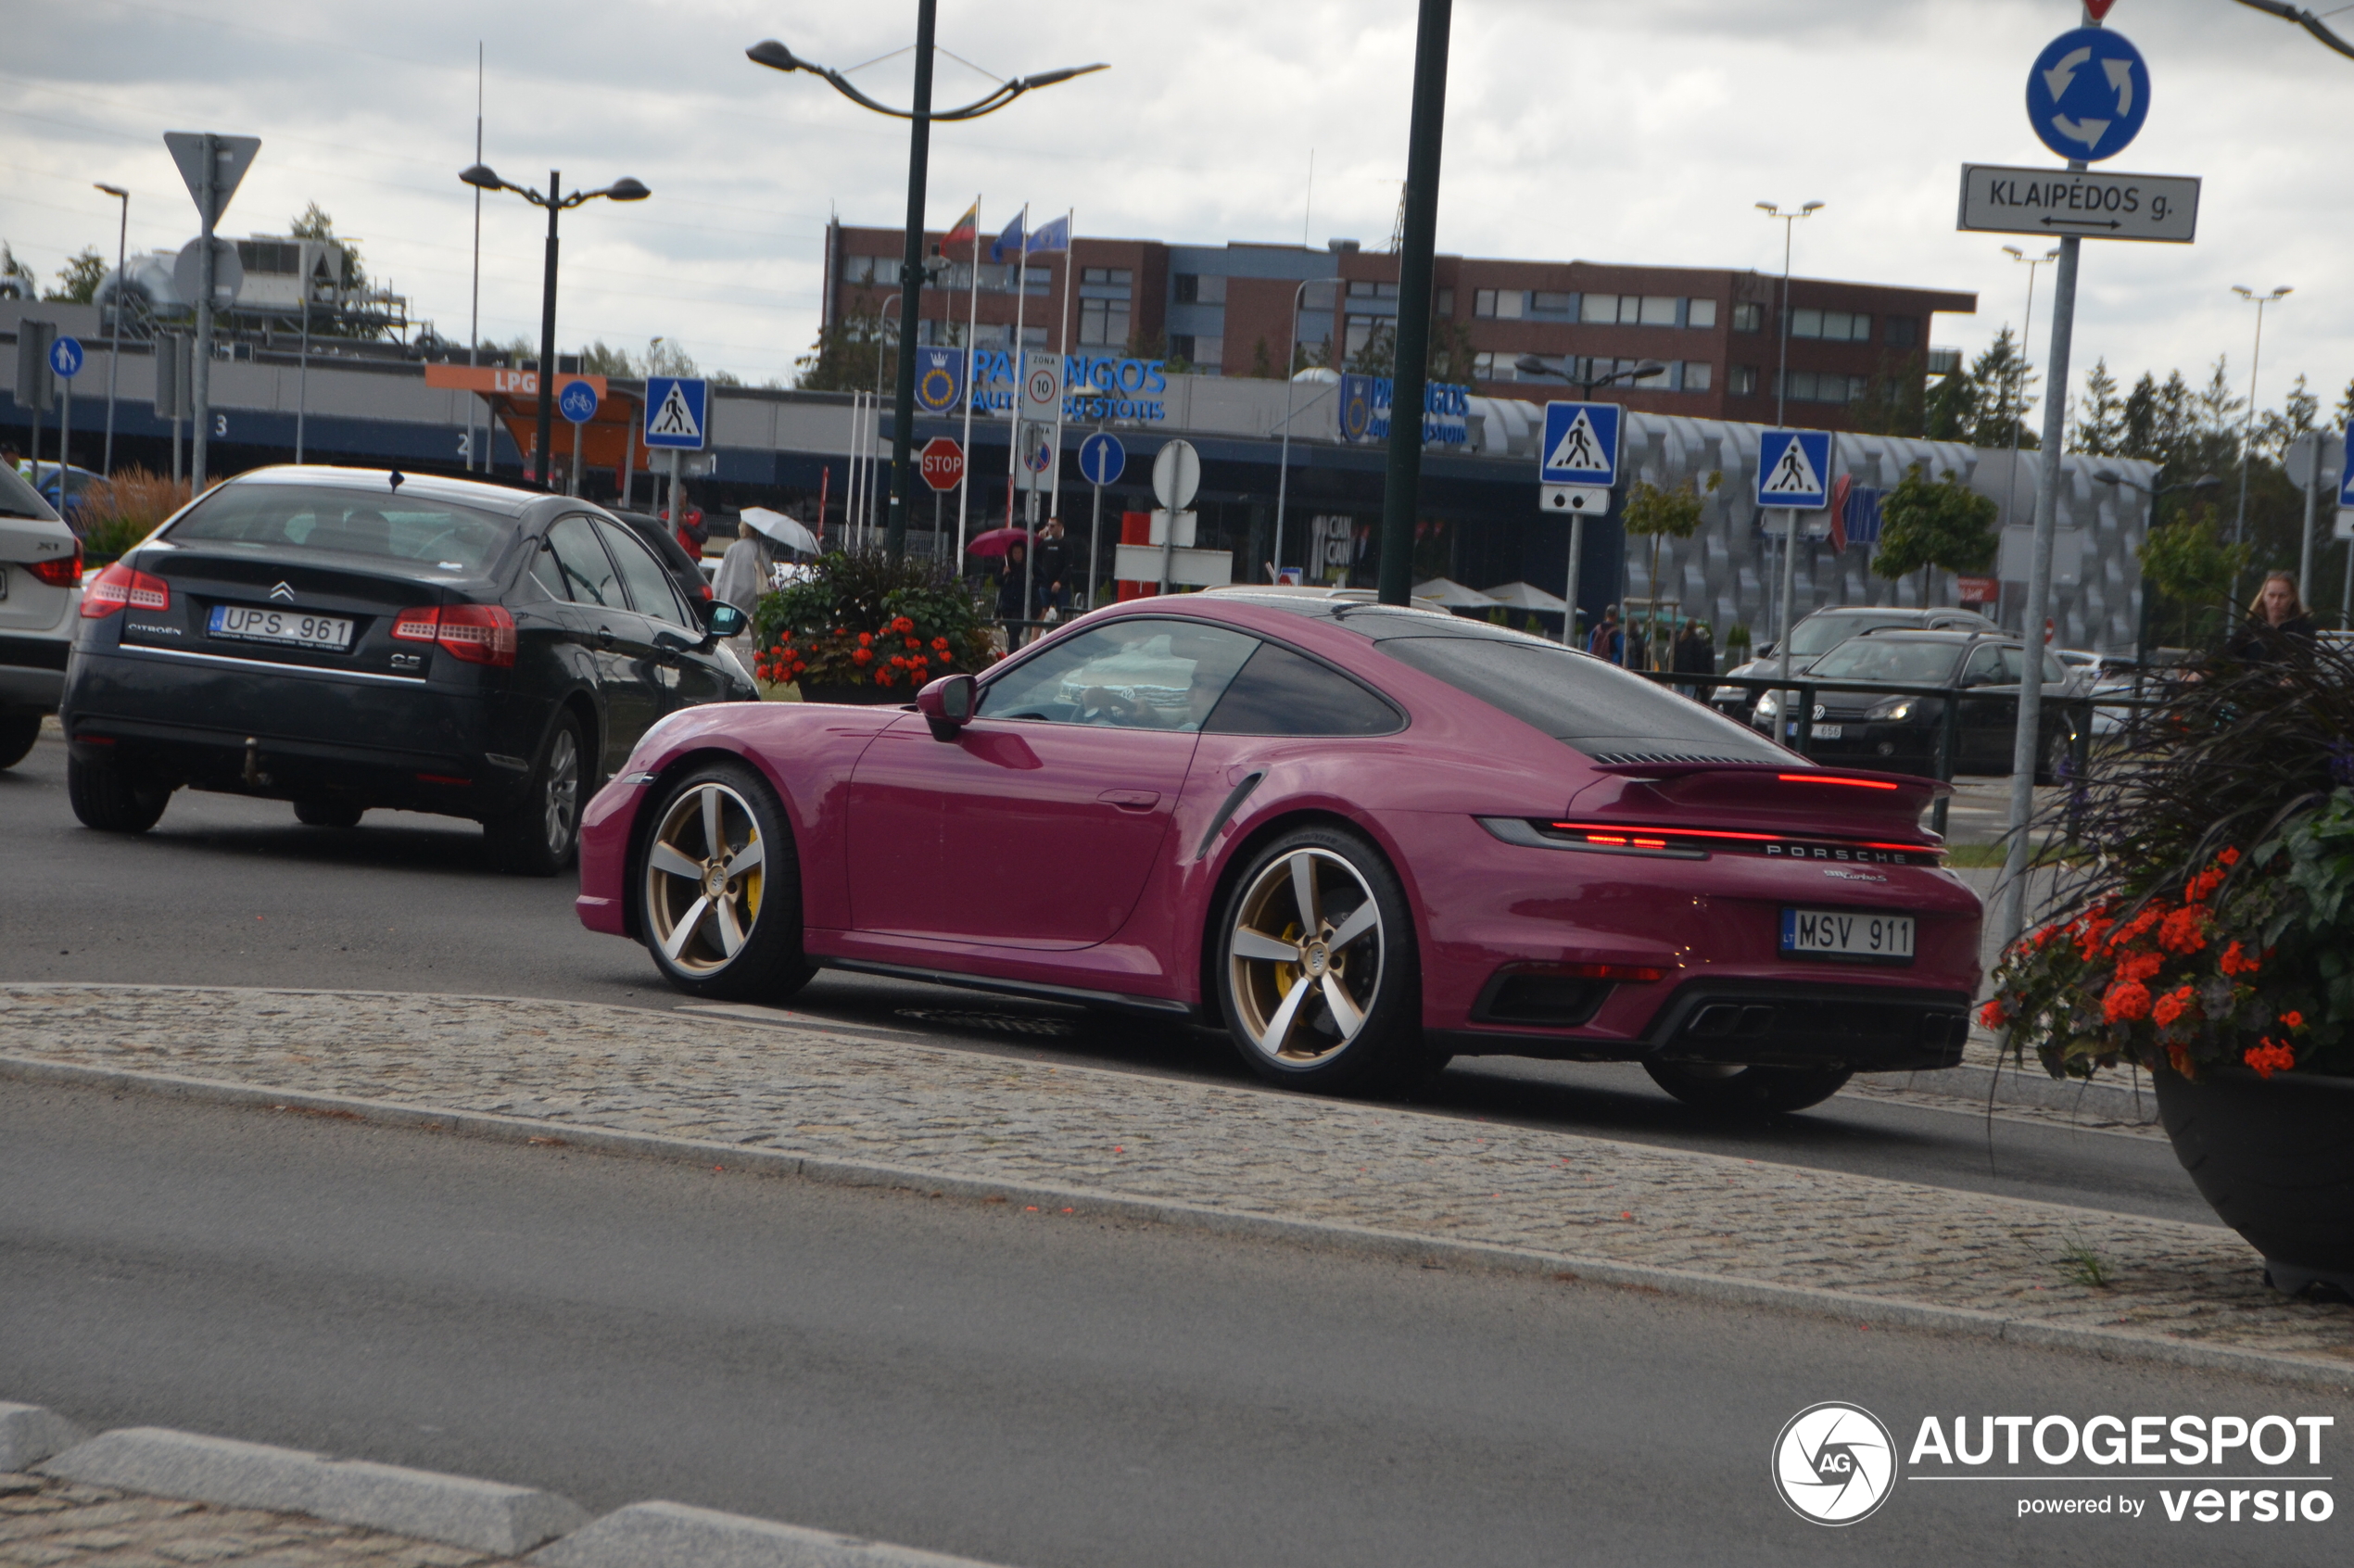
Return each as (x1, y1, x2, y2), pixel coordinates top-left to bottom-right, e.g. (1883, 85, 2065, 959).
(1756, 429, 1832, 511)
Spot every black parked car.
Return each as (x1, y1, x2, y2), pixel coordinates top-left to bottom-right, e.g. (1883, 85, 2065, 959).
(61, 466, 752, 872)
(1751, 629, 2085, 782)
(1711, 605, 2000, 721)
(610, 509, 714, 610)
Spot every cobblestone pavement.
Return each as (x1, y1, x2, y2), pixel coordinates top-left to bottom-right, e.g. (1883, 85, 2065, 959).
(0, 1473, 504, 1568)
(2, 983, 2348, 1370)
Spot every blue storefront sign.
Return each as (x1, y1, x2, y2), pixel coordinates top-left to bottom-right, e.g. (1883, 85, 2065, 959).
(962, 352, 1171, 422)
(1337, 373, 1471, 448)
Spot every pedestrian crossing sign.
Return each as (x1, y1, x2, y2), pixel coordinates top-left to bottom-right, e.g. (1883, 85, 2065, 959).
(1756, 428, 1831, 510)
(1539, 400, 1621, 487)
(643, 375, 708, 450)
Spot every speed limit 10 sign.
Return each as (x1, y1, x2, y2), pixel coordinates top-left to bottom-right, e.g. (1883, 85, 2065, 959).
(919, 436, 965, 492)
(1021, 355, 1063, 418)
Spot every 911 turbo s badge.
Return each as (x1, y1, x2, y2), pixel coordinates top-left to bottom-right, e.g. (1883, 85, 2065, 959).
(1821, 868, 1890, 883)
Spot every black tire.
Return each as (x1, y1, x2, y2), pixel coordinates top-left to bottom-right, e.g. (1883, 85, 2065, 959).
(67, 750, 171, 834)
(0, 712, 39, 770)
(293, 798, 364, 828)
(1214, 824, 1441, 1097)
(1643, 1060, 1853, 1116)
(635, 759, 815, 1003)
(484, 711, 586, 876)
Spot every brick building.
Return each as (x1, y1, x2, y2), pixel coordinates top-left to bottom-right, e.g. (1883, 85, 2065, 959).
(822, 221, 1974, 432)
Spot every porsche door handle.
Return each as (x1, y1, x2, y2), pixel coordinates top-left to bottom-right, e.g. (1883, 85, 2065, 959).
(1098, 790, 1160, 812)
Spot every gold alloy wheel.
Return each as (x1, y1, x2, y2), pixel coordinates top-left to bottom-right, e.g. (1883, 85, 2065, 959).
(1228, 846, 1384, 1067)
(642, 781, 766, 973)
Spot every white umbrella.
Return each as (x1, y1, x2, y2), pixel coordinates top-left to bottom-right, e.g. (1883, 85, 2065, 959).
(1482, 580, 1568, 613)
(1411, 576, 1499, 610)
(738, 506, 821, 555)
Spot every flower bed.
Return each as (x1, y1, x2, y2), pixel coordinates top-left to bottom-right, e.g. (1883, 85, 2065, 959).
(748, 549, 996, 698)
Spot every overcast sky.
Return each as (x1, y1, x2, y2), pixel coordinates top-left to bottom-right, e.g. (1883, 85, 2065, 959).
(8, 0, 2348, 420)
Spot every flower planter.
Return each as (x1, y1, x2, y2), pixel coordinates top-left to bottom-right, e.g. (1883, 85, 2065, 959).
(2155, 1068, 2354, 1299)
(796, 680, 913, 706)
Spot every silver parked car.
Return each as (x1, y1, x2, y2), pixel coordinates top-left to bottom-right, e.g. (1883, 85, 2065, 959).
(0, 461, 80, 768)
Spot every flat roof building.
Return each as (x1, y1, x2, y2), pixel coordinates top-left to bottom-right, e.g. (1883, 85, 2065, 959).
(823, 221, 1975, 433)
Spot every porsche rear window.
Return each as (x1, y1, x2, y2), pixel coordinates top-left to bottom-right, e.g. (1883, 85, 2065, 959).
(1379, 635, 1785, 762)
(167, 484, 514, 573)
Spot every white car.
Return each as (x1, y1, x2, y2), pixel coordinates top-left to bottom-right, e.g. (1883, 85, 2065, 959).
(0, 462, 80, 768)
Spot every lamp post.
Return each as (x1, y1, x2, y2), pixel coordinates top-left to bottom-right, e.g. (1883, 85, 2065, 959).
(867, 254, 953, 546)
(1755, 200, 1821, 681)
(1514, 353, 1666, 651)
(458, 163, 650, 492)
(94, 183, 128, 478)
(748, 21, 1104, 559)
(2228, 285, 2290, 566)
(1272, 276, 1334, 585)
(1998, 247, 2057, 550)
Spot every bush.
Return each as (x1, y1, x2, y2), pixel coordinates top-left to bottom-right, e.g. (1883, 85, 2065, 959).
(1983, 633, 2354, 1081)
(75, 467, 191, 557)
(749, 549, 996, 692)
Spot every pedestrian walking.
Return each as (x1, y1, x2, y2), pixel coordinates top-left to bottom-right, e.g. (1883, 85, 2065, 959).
(996, 540, 1034, 641)
(1585, 604, 1623, 664)
(2226, 571, 2317, 664)
(664, 485, 708, 561)
(1674, 619, 1716, 697)
(1034, 518, 1071, 619)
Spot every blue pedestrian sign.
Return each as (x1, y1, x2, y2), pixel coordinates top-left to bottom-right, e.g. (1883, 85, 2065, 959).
(2025, 28, 2150, 164)
(47, 336, 83, 380)
(643, 375, 707, 450)
(1756, 429, 1833, 511)
(913, 346, 964, 414)
(556, 379, 599, 424)
(1079, 431, 1125, 487)
(1538, 400, 1621, 486)
(2339, 429, 2354, 510)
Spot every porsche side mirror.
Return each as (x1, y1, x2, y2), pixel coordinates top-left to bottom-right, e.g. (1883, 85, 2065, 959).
(702, 601, 747, 641)
(918, 673, 976, 740)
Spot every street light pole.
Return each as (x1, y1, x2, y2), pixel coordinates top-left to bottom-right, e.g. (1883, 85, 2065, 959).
(459, 162, 650, 493)
(1272, 277, 1315, 583)
(746, 30, 1106, 559)
(95, 183, 128, 479)
(1998, 247, 2057, 550)
(2229, 285, 2290, 561)
(1756, 199, 1821, 677)
(1376, 0, 1453, 608)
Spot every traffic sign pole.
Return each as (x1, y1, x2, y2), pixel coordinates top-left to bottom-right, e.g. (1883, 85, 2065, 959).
(193, 133, 216, 491)
(49, 337, 82, 492)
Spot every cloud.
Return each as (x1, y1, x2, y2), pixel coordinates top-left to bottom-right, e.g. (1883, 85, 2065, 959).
(6, 0, 2348, 407)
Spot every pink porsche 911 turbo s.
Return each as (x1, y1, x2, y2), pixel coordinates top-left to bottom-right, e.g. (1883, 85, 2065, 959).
(576, 590, 1982, 1110)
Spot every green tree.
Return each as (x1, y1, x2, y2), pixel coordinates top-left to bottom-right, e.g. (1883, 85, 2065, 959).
(1961, 327, 2038, 449)
(2139, 515, 2249, 648)
(2335, 376, 2354, 433)
(1922, 358, 1977, 443)
(2071, 358, 2124, 456)
(1346, 321, 1394, 376)
(1871, 464, 1998, 607)
(0, 241, 34, 299)
(1623, 474, 1716, 668)
(44, 247, 108, 304)
(793, 307, 891, 392)
(1849, 351, 1928, 437)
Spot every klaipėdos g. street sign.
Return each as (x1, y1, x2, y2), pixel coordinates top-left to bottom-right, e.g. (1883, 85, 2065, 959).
(644, 375, 708, 450)
(1957, 164, 2197, 244)
(1756, 429, 1832, 511)
(2025, 27, 2150, 164)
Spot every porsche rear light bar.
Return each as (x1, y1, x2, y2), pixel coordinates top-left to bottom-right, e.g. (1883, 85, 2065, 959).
(391, 602, 517, 667)
(81, 561, 169, 615)
(1534, 820, 1943, 865)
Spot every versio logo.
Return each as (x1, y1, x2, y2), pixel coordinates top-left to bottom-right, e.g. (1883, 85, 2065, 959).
(1774, 1403, 1898, 1525)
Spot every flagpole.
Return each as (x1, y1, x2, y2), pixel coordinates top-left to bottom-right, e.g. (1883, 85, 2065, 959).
(1006, 203, 1029, 543)
(956, 194, 981, 563)
(1048, 209, 1073, 539)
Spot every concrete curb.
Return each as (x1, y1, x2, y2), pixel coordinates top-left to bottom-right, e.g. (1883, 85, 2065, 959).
(6, 1053, 2348, 1392)
(0, 1401, 86, 1471)
(1884, 1057, 2162, 1125)
(531, 1500, 1011, 1568)
(39, 1427, 590, 1556)
(17, 1411, 1019, 1567)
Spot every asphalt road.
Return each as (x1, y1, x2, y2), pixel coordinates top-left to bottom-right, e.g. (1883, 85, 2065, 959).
(4, 1084, 2339, 1568)
(2, 729, 2209, 1225)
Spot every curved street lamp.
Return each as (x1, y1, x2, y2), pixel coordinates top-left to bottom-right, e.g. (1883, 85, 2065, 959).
(459, 163, 650, 491)
(2231, 0, 2354, 59)
(750, 11, 1106, 557)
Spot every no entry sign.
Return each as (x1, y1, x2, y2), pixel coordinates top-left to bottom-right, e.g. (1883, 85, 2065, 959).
(919, 436, 966, 492)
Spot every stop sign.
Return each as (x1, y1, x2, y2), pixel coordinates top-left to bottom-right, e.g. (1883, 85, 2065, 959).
(919, 436, 965, 492)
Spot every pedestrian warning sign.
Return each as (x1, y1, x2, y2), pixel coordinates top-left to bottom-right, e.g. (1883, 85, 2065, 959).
(1538, 400, 1621, 487)
(1755, 428, 1831, 510)
(644, 375, 708, 450)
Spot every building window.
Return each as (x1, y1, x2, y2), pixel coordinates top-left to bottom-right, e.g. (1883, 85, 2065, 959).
(1435, 287, 1455, 316)
(1347, 279, 1399, 300)
(1729, 364, 1759, 395)
(1581, 293, 1623, 325)
(1791, 307, 1822, 338)
(1193, 336, 1222, 372)
(1474, 288, 1495, 318)
(1173, 273, 1228, 305)
(1531, 290, 1575, 316)
(1731, 302, 1764, 334)
(844, 255, 874, 285)
(1779, 370, 1867, 403)
(1639, 295, 1677, 326)
(1885, 314, 1919, 348)
(1493, 289, 1524, 320)
(1682, 361, 1713, 392)
(1302, 281, 1336, 311)
(1790, 309, 1871, 342)
(1345, 315, 1395, 357)
(1687, 298, 1719, 329)
(1079, 298, 1131, 347)
(1473, 351, 1498, 379)
(1020, 325, 1048, 349)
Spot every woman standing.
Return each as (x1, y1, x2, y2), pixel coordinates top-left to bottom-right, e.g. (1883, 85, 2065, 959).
(2227, 571, 2317, 663)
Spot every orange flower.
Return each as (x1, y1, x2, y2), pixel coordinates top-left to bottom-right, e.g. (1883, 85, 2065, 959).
(2158, 906, 2208, 955)
(858, 631, 874, 647)
(1978, 999, 2008, 1030)
(2151, 985, 2196, 1027)
(874, 669, 893, 686)
(2219, 941, 2260, 978)
(851, 648, 872, 665)
(2218, 846, 2240, 866)
(932, 637, 950, 651)
(2280, 1010, 2305, 1031)
(2102, 980, 2152, 1022)
(2245, 1040, 2296, 1079)
(2168, 1043, 2193, 1077)
(892, 615, 915, 633)
(2115, 950, 2165, 984)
